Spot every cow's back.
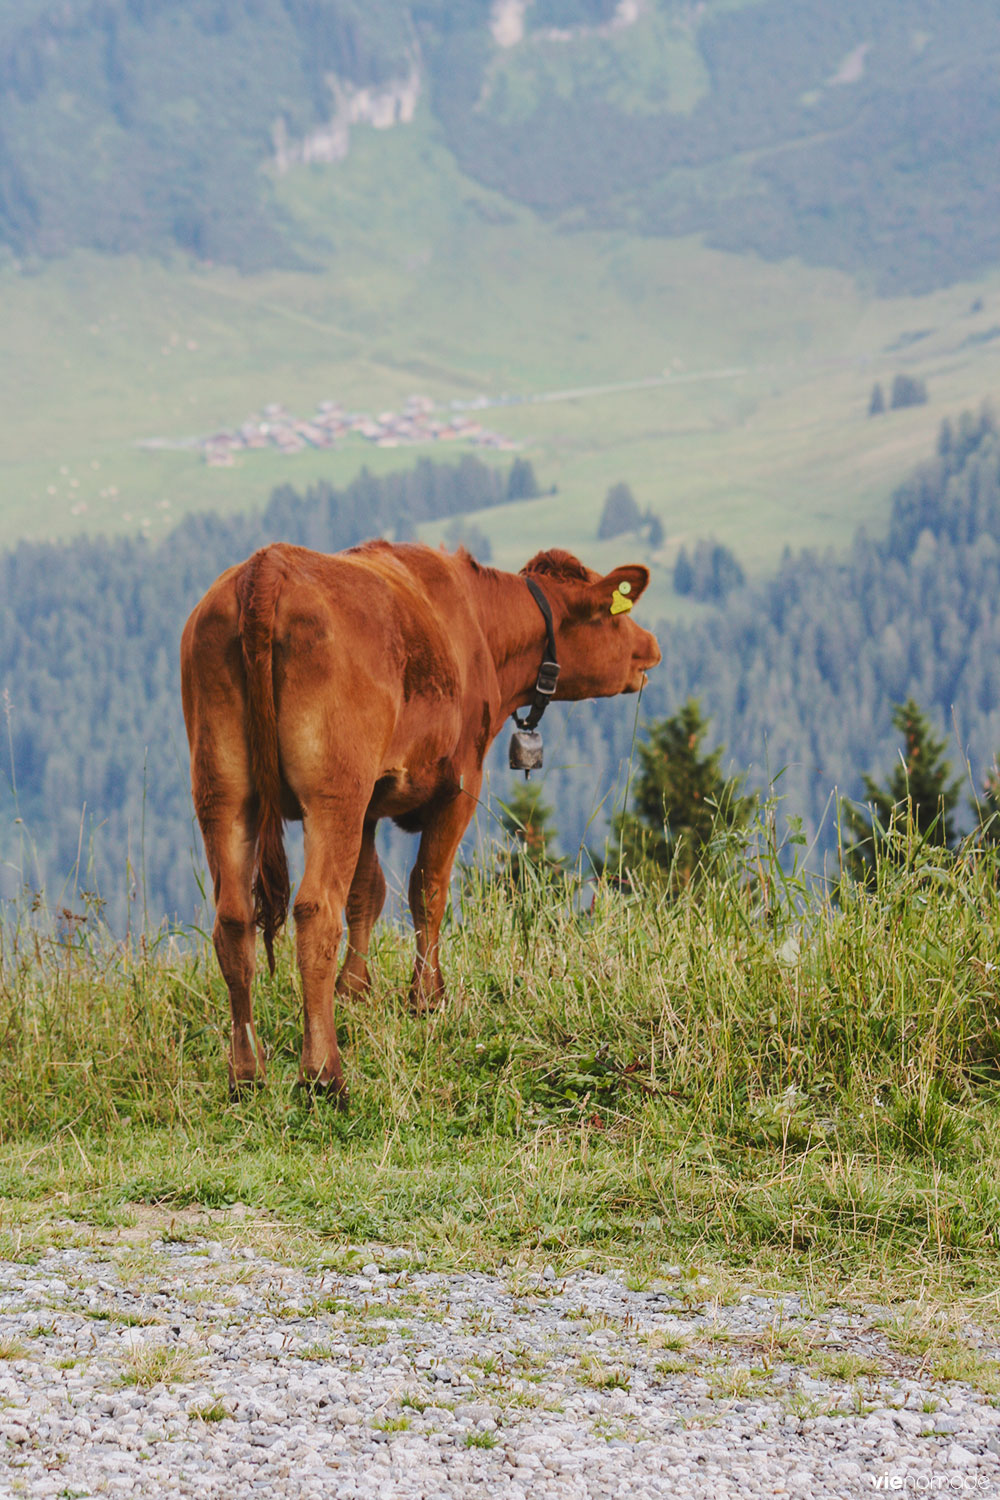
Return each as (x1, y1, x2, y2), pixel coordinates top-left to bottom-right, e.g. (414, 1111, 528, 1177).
(183, 540, 497, 833)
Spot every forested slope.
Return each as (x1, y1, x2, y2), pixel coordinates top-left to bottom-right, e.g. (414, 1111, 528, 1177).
(433, 0, 1000, 294)
(470, 407, 1000, 882)
(5, 414, 1000, 930)
(643, 407, 1000, 849)
(1, 0, 998, 291)
(0, 0, 416, 265)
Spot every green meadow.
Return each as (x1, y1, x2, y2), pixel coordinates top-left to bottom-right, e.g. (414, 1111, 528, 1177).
(4, 825, 1000, 1343)
(4, 108, 1000, 611)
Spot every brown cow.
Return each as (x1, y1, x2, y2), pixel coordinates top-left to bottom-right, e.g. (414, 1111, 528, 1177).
(180, 540, 661, 1100)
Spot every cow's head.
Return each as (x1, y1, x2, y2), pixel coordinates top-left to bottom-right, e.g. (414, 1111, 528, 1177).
(521, 550, 661, 699)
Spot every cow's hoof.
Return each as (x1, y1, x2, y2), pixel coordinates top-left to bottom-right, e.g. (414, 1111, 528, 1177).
(407, 992, 446, 1017)
(336, 967, 372, 998)
(295, 1077, 349, 1110)
(228, 1076, 266, 1103)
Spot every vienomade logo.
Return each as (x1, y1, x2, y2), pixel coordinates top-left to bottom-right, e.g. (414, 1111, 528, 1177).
(868, 1476, 994, 1492)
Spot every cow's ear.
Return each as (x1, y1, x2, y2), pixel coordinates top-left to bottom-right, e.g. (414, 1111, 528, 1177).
(586, 564, 650, 618)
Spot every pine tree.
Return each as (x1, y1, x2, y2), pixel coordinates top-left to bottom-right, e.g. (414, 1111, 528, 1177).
(673, 540, 744, 602)
(841, 698, 962, 882)
(890, 374, 928, 410)
(443, 519, 492, 562)
(495, 780, 565, 888)
(506, 457, 540, 501)
(869, 382, 885, 416)
(644, 510, 665, 548)
(706, 541, 745, 600)
(597, 483, 641, 540)
(610, 700, 755, 892)
(673, 546, 693, 595)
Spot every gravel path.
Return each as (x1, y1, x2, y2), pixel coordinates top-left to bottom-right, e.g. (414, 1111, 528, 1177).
(2, 1232, 1000, 1498)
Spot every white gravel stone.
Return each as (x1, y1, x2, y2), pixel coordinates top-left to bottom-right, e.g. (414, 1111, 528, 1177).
(1, 1240, 999, 1497)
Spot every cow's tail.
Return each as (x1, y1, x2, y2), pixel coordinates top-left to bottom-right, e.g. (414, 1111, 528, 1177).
(235, 548, 290, 975)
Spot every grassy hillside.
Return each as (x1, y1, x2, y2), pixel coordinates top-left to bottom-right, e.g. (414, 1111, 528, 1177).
(4, 1, 999, 295)
(442, 0, 1000, 295)
(0, 0, 414, 263)
(2, 107, 1000, 610)
(3, 0, 1000, 602)
(4, 844, 1000, 1324)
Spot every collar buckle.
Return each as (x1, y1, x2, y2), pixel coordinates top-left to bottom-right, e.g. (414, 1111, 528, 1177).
(535, 660, 560, 697)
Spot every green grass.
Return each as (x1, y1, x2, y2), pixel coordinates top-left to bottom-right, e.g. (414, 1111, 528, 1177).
(189, 1398, 231, 1423)
(3, 107, 1000, 616)
(578, 1354, 631, 1391)
(118, 1344, 198, 1388)
(463, 1428, 498, 1448)
(3, 827, 1000, 1329)
(812, 1351, 884, 1382)
(375, 1415, 412, 1433)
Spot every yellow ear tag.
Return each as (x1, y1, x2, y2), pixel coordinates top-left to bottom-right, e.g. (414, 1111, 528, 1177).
(610, 580, 633, 616)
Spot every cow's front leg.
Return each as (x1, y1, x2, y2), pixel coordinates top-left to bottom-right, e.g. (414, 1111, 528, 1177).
(294, 799, 366, 1101)
(336, 819, 386, 997)
(408, 774, 481, 1014)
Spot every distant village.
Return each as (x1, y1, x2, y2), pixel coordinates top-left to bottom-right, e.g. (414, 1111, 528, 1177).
(186, 395, 520, 467)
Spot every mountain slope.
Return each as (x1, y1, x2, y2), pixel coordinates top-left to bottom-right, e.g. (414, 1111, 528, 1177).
(0, 0, 413, 264)
(1, 0, 998, 291)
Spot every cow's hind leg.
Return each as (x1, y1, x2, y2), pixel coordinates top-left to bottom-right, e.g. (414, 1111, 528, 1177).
(337, 820, 386, 997)
(201, 805, 264, 1096)
(294, 800, 366, 1101)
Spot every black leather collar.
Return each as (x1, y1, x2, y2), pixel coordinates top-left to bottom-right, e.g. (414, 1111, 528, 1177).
(512, 577, 560, 732)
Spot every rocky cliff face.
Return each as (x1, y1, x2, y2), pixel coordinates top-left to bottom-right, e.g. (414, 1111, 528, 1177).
(490, 0, 640, 49)
(272, 60, 422, 172)
(272, 0, 640, 173)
